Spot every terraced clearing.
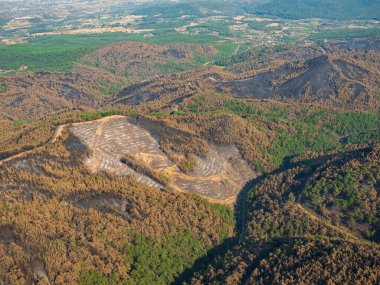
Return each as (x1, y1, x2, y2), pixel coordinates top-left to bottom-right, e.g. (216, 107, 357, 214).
(71, 117, 163, 189)
(71, 116, 256, 202)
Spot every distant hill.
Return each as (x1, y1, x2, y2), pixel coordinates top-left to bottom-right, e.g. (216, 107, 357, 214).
(114, 42, 380, 111)
(220, 54, 380, 111)
(219, 42, 380, 112)
(81, 41, 216, 81)
(248, 0, 380, 20)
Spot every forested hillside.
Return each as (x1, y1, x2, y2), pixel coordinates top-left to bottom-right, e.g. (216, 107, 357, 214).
(81, 42, 216, 81)
(188, 144, 380, 284)
(0, 130, 235, 284)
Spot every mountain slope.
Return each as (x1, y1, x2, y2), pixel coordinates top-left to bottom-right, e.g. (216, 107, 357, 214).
(0, 130, 235, 285)
(114, 42, 380, 111)
(219, 47, 380, 111)
(187, 144, 380, 284)
(69, 115, 256, 202)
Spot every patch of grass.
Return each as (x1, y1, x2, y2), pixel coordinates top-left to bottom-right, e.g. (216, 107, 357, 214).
(215, 42, 238, 54)
(12, 120, 31, 127)
(79, 270, 120, 285)
(98, 82, 125, 96)
(187, 95, 207, 113)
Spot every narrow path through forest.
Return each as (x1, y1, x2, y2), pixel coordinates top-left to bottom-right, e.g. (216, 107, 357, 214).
(296, 203, 359, 240)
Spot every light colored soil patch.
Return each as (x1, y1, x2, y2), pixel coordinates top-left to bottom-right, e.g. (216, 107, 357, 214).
(229, 24, 248, 31)
(4, 18, 32, 30)
(174, 176, 239, 200)
(175, 22, 199, 33)
(246, 17, 272, 22)
(2, 38, 26, 45)
(111, 15, 144, 25)
(234, 15, 245, 21)
(71, 117, 257, 202)
(265, 23, 280, 27)
(346, 25, 368, 29)
(71, 117, 165, 189)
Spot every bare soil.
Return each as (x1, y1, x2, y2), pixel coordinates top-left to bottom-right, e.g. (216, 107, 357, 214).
(70, 116, 256, 202)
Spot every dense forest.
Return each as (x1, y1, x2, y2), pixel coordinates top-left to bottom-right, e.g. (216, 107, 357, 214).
(189, 144, 380, 284)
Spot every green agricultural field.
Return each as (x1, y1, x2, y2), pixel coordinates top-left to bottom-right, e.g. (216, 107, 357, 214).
(0, 32, 234, 73)
(0, 33, 140, 72)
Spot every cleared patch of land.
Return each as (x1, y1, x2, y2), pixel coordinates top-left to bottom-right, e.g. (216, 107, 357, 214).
(70, 116, 255, 202)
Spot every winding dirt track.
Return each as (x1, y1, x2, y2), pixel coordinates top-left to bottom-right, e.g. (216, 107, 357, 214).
(296, 203, 359, 240)
(0, 126, 63, 166)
